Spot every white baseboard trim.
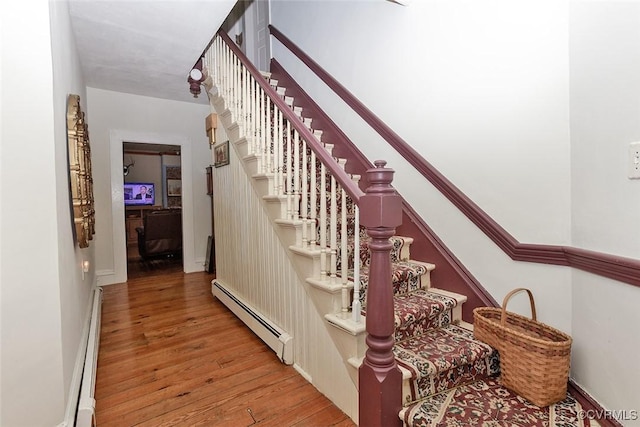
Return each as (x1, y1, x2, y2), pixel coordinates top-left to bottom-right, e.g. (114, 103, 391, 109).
(212, 279, 294, 365)
(77, 287, 103, 427)
(59, 285, 97, 427)
(95, 269, 117, 286)
(293, 363, 313, 383)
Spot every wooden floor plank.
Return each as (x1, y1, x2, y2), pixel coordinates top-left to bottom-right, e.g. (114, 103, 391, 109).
(95, 268, 355, 426)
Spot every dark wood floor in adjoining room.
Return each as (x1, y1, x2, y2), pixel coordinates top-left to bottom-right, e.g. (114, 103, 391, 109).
(95, 269, 354, 426)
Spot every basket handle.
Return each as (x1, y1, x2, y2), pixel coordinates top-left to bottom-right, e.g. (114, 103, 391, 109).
(501, 288, 537, 327)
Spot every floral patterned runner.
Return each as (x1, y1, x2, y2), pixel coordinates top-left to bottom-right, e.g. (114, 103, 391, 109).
(402, 377, 600, 427)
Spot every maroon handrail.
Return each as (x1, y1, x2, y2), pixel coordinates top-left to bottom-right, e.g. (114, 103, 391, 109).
(216, 30, 364, 203)
(269, 24, 640, 288)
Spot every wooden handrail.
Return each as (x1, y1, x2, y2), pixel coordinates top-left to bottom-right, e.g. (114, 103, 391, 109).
(269, 24, 640, 288)
(216, 30, 364, 203)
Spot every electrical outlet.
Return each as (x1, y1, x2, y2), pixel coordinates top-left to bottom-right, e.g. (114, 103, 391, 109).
(629, 142, 640, 179)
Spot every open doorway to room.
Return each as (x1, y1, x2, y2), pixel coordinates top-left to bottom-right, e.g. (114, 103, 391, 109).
(123, 142, 183, 278)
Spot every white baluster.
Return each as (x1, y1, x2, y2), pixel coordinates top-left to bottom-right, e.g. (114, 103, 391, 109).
(319, 163, 327, 278)
(245, 69, 251, 150)
(232, 55, 242, 120)
(265, 96, 272, 177)
(253, 78, 258, 154)
(341, 186, 348, 316)
(245, 67, 249, 136)
(330, 175, 337, 283)
(229, 53, 235, 115)
(286, 120, 292, 219)
(310, 151, 317, 246)
(238, 64, 243, 127)
(237, 60, 242, 124)
(225, 46, 236, 105)
(301, 139, 308, 248)
(276, 109, 283, 195)
(352, 204, 361, 323)
(260, 88, 266, 173)
(293, 129, 300, 221)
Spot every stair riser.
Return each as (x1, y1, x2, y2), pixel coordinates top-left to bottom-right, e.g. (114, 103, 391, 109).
(275, 220, 311, 248)
(253, 175, 273, 197)
(308, 286, 344, 321)
(242, 154, 260, 177)
(359, 267, 431, 309)
(263, 196, 287, 221)
(290, 248, 322, 279)
(395, 309, 454, 343)
(234, 136, 250, 159)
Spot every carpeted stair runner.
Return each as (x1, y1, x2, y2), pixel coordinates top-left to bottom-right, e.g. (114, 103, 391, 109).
(266, 73, 590, 427)
(394, 324, 500, 404)
(400, 377, 601, 427)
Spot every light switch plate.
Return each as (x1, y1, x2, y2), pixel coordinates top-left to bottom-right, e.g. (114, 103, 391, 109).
(629, 142, 640, 179)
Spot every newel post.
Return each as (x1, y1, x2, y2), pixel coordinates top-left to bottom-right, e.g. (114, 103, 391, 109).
(358, 160, 402, 427)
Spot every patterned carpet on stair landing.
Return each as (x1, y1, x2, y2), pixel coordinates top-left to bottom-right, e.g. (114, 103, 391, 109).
(401, 377, 602, 427)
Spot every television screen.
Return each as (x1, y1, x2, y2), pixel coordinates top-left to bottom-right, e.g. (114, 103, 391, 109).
(124, 182, 155, 206)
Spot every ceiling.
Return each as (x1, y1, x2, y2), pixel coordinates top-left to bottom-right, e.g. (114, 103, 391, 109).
(68, 0, 237, 104)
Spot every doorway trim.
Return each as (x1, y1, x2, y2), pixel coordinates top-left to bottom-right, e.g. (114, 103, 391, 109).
(105, 129, 195, 284)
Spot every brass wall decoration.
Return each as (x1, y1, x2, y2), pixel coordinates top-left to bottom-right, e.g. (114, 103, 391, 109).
(67, 94, 96, 248)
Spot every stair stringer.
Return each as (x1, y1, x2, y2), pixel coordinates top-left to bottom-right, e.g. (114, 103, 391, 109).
(209, 92, 360, 422)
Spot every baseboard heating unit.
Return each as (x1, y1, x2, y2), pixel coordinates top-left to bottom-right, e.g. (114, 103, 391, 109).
(77, 287, 103, 427)
(212, 280, 294, 365)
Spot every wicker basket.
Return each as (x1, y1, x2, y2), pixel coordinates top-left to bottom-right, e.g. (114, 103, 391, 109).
(473, 288, 572, 407)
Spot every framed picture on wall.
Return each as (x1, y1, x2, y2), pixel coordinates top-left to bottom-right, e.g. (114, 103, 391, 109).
(214, 141, 230, 167)
(167, 179, 182, 196)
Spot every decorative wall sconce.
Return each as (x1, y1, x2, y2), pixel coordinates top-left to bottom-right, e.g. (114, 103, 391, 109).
(123, 158, 135, 176)
(206, 113, 217, 147)
(188, 57, 205, 98)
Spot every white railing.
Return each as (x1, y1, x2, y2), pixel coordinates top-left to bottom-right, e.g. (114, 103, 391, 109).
(205, 32, 365, 322)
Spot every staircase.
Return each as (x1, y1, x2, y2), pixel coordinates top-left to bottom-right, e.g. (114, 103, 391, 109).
(204, 31, 599, 427)
(256, 76, 505, 424)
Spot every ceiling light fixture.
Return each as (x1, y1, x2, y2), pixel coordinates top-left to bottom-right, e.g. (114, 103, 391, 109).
(188, 57, 205, 98)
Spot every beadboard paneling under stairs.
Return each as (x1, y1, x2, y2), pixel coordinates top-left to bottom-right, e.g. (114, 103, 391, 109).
(211, 111, 358, 419)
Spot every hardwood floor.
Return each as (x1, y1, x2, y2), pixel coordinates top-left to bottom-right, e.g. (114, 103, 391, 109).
(95, 270, 354, 426)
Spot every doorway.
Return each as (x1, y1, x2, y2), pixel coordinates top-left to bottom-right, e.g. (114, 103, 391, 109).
(123, 142, 183, 278)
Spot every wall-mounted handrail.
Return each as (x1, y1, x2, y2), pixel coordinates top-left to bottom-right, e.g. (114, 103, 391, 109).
(216, 30, 364, 203)
(269, 24, 640, 288)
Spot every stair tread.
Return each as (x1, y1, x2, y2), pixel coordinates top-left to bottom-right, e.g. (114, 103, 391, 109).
(394, 323, 497, 380)
(392, 289, 461, 341)
(395, 323, 500, 404)
(400, 377, 595, 427)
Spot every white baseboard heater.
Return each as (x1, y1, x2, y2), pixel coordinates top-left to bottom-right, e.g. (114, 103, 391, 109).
(77, 287, 103, 427)
(212, 280, 294, 365)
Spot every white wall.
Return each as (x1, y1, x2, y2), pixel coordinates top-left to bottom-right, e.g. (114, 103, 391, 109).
(49, 0, 97, 424)
(1, 0, 93, 425)
(270, 0, 573, 330)
(570, 2, 640, 420)
(87, 88, 212, 282)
